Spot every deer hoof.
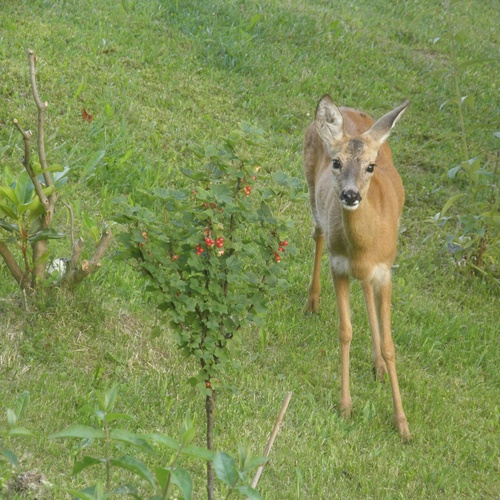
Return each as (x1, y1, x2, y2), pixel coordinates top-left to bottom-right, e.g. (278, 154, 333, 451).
(306, 295, 320, 313)
(395, 417, 412, 442)
(373, 361, 388, 382)
(339, 400, 353, 418)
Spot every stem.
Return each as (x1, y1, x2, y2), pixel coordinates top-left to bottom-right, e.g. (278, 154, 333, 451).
(105, 420, 111, 491)
(206, 389, 216, 500)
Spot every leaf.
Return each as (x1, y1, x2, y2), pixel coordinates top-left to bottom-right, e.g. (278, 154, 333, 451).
(73, 456, 103, 475)
(143, 433, 180, 450)
(0, 186, 19, 206)
(441, 194, 466, 217)
(236, 485, 262, 500)
(109, 456, 155, 487)
(49, 424, 106, 440)
(103, 385, 118, 412)
(170, 467, 193, 500)
(447, 165, 462, 179)
(82, 108, 93, 123)
(6, 408, 17, 426)
(109, 429, 154, 453)
(213, 452, 239, 487)
(181, 444, 214, 461)
(1, 448, 18, 466)
(27, 228, 65, 242)
(6, 427, 33, 437)
(67, 485, 106, 500)
(0, 203, 18, 221)
(104, 412, 136, 424)
(494, 131, 500, 139)
(14, 171, 35, 205)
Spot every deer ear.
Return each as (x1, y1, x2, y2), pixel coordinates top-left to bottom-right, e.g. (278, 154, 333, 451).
(365, 100, 410, 145)
(315, 94, 345, 147)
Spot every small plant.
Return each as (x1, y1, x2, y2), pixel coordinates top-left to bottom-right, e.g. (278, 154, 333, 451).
(0, 50, 112, 297)
(432, 6, 500, 280)
(0, 391, 32, 491)
(115, 123, 302, 498)
(50, 386, 266, 499)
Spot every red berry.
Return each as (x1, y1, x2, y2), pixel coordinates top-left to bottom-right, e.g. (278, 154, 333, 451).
(280, 240, 288, 246)
(205, 238, 214, 247)
(171, 254, 179, 261)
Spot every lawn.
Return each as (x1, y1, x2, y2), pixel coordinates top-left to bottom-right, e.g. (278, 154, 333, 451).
(0, 0, 499, 498)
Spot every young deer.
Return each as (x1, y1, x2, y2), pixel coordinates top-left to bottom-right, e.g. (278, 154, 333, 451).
(304, 95, 411, 441)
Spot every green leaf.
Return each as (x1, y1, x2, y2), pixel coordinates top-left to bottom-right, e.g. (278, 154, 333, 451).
(447, 165, 462, 179)
(15, 391, 30, 420)
(143, 433, 180, 450)
(1, 448, 18, 466)
(6, 427, 33, 437)
(27, 228, 65, 242)
(73, 456, 103, 475)
(0, 186, 19, 205)
(181, 444, 214, 461)
(213, 452, 239, 487)
(109, 429, 154, 453)
(109, 456, 155, 487)
(441, 194, 466, 217)
(236, 485, 262, 500)
(103, 385, 118, 412)
(170, 467, 193, 500)
(14, 172, 35, 205)
(0, 203, 18, 221)
(49, 425, 106, 440)
(104, 412, 135, 424)
(6, 408, 17, 426)
(67, 485, 107, 500)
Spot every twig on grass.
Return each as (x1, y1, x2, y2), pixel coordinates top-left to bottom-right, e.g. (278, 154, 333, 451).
(251, 391, 293, 489)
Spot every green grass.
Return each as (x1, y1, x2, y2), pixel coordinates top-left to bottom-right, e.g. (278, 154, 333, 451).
(1, 0, 499, 498)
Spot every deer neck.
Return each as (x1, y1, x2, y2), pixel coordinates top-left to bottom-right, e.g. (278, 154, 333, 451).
(339, 199, 377, 251)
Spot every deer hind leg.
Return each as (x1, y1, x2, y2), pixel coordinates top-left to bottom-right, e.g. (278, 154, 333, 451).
(306, 227, 323, 313)
(332, 272, 353, 418)
(375, 280, 411, 441)
(361, 281, 388, 381)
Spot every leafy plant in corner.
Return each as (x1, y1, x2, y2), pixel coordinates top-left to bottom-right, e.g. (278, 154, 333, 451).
(50, 385, 266, 499)
(0, 391, 32, 492)
(0, 50, 112, 297)
(432, 5, 500, 280)
(115, 123, 302, 498)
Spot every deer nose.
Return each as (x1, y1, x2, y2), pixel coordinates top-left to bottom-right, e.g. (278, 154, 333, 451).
(340, 189, 362, 206)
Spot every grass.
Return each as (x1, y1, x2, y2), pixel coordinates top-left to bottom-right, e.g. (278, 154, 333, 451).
(1, 0, 499, 498)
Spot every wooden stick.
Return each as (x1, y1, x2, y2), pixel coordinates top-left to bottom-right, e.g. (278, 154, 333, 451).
(251, 391, 293, 489)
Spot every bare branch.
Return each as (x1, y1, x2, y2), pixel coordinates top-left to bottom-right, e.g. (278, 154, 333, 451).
(61, 230, 112, 288)
(27, 49, 51, 185)
(60, 200, 75, 247)
(13, 118, 49, 208)
(89, 229, 113, 266)
(0, 242, 24, 286)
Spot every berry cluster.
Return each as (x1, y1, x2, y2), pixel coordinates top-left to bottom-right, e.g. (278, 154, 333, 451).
(196, 237, 225, 256)
(244, 185, 252, 196)
(274, 241, 288, 262)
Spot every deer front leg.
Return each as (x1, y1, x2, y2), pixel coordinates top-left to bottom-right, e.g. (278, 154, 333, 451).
(306, 228, 323, 313)
(332, 273, 352, 418)
(376, 281, 411, 441)
(361, 281, 387, 381)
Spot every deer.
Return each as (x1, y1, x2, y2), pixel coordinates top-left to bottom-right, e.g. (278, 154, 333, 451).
(303, 94, 411, 441)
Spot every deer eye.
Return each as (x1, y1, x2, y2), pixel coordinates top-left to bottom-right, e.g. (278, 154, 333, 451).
(332, 159, 342, 170)
(367, 163, 375, 173)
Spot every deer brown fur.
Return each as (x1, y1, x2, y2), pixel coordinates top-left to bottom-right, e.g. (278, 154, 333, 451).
(304, 94, 411, 440)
